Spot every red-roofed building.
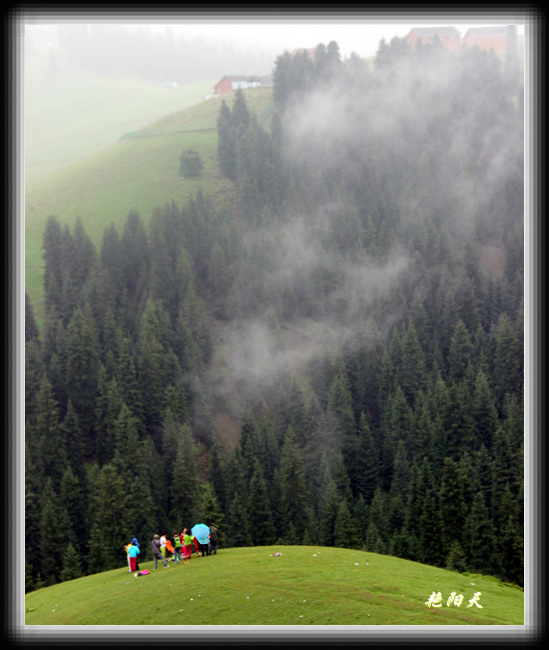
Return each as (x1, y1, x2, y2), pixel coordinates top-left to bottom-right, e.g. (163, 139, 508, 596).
(462, 26, 509, 52)
(213, 75, 273, 95)
(405, 26, 462, 51)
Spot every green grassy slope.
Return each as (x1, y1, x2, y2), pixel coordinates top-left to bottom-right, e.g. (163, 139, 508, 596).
(25, 87, 275, 321)
(24, 546, 523, 626)
(24, 51, 218, 185)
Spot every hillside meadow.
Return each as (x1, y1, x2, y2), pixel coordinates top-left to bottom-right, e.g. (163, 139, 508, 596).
(25, 87, 274, 322)
(24, 50, 218, 186)
(24, 546, 524, 626)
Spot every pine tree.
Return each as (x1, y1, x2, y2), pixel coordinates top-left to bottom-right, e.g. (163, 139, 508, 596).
(326, 359, 358, 490)
(59, 464, 87, 555)
(60, 544, 84, 582)
(353, 494, 370, 549)
(317, 474, 340, 547)
(248, 458, 275, 546)
(438, 457, 468, 557)
(25, 337, 44, 428)
(94, 369, 123, 466)
(112, 403, 141, 481)
(25, 292, 40, 342)
(398, 318, 427, 406)
(100, 222, 124, 306)
(42, 215, 64, 315)
(35, 375, 67, 492)
(496, 488, 523, 586)
(365, 520, 386, 554)
(279, 427, 312, 543)
(65, 303, 100, 455)
(492, 313, 523, 412)
(208, 434, 227, 513)
(171, 424, 200, 527)
(471, 369, 498, 450)
(231, 87, 251, 133)
(239, 410, 260, 483)
(411, 390, 436, 463)
(199, 484, 224, 538)
(417, 488, 444, 567)
(25, 441, 44, 589)
(217, 99, 237, 179)
(125, 447, 156, 552)
(207, 242, 231, 319)
(120, 208, 150, 319)
(160, 407, 180, 516)
(353, 412, 379, 503)
(114, 333, 143, 428)
(447, 319, 474, 383)
(39, 478, 71, 586)
(334, 500, 356, 549)
(442, 380, 475, 460)
(368, 487, 389, 551)
(445, 540, 468, 573)
(137, 300, 170, 442)
(87, 464, 130, 573)
(465, 491, 496, 576)
(390, 440, 411, 497)
(61, 399, 86, 483)
(225, 490, 253, 548)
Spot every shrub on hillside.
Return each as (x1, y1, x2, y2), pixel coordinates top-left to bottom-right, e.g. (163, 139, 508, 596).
(179, 147, 204, 177)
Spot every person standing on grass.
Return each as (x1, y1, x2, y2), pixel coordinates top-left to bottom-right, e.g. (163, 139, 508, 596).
(160, 534, 168, 558)
(193, 534, 201, 558)
(173, 531, 182, 564)
(152, 534, 169, 569)
(209, 523, 219, 555)
(128, 541, 140, 573)
(124, 542, 133, 571)
(132, 537, 140, 571)
(182, 528, 194, 565)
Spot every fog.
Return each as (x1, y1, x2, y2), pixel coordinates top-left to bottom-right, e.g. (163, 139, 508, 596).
(202, 27, 525, 408)
(22, 14, 526, 412)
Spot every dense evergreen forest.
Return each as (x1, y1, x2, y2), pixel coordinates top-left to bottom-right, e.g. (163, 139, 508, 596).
(25, 34, 524, 593)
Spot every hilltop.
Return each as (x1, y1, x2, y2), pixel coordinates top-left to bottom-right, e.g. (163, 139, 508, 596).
(24, 546, 524, 627)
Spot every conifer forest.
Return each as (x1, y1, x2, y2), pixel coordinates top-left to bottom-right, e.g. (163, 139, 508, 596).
(25, 35, 524, 592)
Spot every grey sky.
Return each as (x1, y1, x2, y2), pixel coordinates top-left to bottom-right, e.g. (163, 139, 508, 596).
(24, 12, 527, 60)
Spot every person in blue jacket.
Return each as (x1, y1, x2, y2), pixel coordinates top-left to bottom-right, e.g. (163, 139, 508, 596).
(128, 541, 140, 573)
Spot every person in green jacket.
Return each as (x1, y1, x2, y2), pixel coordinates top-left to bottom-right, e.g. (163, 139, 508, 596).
(173, 531, 182, 564)
(182, 528, 195, 565)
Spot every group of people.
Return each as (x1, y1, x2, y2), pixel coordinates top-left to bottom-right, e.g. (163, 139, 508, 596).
(125, 524, 219, 574)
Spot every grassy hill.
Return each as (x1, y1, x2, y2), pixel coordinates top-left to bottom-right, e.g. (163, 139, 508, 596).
(25, 86, 275, 322)
(24, 546, 523, 626)
(24, 50, 219, 185)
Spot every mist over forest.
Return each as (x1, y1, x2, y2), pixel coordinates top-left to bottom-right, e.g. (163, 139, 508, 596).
(25, 28, 524, 595)
(25, 23, 277, 83)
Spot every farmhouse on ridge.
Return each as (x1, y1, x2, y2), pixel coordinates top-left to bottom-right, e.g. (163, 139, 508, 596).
(462, 26, 510, 52)
(213, 75, 273, 95)
(405, 26, 462, 51)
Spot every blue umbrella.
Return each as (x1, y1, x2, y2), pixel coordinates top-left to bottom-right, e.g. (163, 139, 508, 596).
(191, 523, 210, 545)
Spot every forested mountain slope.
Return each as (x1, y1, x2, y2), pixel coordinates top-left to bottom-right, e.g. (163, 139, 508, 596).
(25, 36, 524, 594)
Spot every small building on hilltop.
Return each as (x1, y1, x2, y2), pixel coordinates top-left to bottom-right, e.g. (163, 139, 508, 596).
(405, 26, 462, 51)
(462, 26, 509, 52)
(214, 75, 273, 95)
